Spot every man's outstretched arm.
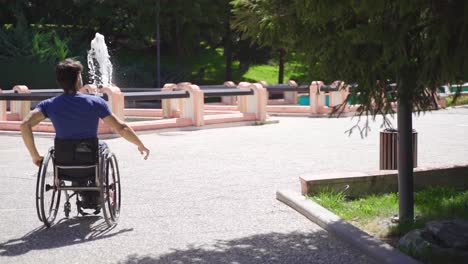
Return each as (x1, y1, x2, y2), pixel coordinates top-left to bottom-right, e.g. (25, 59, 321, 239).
(102, 114, 150, 159)
(20, 109, 47, 166)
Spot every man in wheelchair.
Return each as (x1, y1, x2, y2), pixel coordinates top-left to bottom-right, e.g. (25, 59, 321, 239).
(20, 58, 150, 226)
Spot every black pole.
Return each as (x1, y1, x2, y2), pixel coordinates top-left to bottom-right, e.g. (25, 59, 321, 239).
(156, 0, 161, 88)
(397, 82, 414, 222)
(224, 18, 232, 81)
(278, 48, 285, 84)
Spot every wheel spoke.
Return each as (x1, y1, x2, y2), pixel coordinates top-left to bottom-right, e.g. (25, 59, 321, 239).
(48, 190, 56, 214)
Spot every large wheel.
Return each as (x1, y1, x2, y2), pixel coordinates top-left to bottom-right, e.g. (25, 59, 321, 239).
(100, 153, 121, 226)
(36, 149, 61, 228)
(35, 159, 44, 222)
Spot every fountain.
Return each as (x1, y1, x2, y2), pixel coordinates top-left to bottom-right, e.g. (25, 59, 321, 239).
(85, 33, 126, 120)
(87, 33, 113, 88)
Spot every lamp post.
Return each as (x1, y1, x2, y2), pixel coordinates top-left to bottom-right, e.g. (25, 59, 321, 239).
(156, 0, 161, 88)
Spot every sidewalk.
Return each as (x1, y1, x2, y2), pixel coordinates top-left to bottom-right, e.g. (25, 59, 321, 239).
(1, 107, 467, 263)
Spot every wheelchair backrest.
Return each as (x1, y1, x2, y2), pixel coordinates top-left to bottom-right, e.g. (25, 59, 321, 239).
(54, 138, 99, 166)
(54, 138, 99, 181)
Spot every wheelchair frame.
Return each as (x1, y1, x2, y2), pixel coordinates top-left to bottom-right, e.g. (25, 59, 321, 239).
(35, 144, 121, 228)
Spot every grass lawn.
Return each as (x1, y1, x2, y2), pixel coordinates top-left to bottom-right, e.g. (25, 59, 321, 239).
(242, 60, 308, 84)
(308, 187, 468, 246)
(113, 46, 309, 87)
(446, 95, 468, 107)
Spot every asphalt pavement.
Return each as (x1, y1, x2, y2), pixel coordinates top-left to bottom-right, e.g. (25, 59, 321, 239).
(1, 107, 468, 264)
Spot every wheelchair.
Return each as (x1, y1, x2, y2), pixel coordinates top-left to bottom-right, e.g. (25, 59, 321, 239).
(35, 138, 121, 227)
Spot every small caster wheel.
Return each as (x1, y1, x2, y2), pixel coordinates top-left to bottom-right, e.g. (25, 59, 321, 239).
(64, 201, 71, 218)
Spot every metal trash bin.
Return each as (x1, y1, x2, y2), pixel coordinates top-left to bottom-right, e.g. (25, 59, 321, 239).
(380, 129, 418, 170)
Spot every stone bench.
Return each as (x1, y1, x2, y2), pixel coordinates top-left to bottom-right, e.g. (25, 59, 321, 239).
(161, 82, 267, 126)
(199, 81, 238, 105)
(259, 80, 308, 104)
(260, 81, 352, 115)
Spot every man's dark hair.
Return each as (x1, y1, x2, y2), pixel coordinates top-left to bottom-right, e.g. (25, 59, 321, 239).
(56, 59, 83, 93)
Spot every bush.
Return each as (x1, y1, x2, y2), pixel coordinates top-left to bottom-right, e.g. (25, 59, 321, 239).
(32, 30, 69, 63)
(0, 16, 32, 60)
(0, 11, 72, 89)
(0, 12, 69, 63)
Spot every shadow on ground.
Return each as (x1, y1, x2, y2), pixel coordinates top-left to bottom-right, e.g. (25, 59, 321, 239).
(119, 231, 370, 264)
(0, 216, 133, 256)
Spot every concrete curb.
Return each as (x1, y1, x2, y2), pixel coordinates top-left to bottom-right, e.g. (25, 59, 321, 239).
(126, 119, 279, 134)
(0, 119, 280, 139)
(267, 112, 356, 118)
(299, 165, 468, 197)
(276, 189, 421, 264)
(0, 130, 55, 138)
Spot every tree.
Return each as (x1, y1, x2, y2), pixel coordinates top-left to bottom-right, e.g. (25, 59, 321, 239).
(0, 0, 20, 25)
(13, 0, 228, 55)
(222, 1, 234, 81)
(22, 0, 157, 48)
(158, 0, 227, 60)
(254, 0, 468, 222)
(231, 0, 297, 83)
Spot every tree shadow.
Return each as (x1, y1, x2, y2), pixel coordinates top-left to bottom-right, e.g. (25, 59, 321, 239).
(0, 216, 133, 257)
(387, 187, 468, 237)
(118, 231, 372, 264)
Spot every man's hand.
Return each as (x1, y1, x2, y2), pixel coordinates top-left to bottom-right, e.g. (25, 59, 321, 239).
(33, 155, 44, 167)
(20, 109, 46, 167)
(138, 145, 150, 160)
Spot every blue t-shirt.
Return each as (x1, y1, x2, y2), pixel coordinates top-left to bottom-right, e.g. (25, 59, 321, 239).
(36, 93, 111, 139)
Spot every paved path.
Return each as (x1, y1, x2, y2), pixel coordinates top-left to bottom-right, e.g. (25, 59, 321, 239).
(1, 107, 468, 264)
